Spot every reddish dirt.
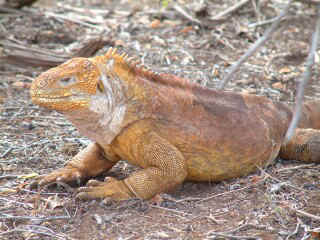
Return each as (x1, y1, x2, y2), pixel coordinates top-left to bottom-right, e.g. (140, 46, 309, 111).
(1, 0, 320, 239)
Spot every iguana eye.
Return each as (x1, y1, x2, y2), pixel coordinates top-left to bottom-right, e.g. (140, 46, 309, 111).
(59, 77, 76, 87)
(97, 80, 104, 93)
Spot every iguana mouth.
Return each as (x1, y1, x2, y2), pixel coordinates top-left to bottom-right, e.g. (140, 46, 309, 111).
(32, 95, 70, 99)
(31, 94, 89, 105)
(31, 91, 88, 99)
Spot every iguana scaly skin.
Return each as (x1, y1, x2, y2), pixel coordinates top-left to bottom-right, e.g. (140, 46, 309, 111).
(30, 48, 320, 200)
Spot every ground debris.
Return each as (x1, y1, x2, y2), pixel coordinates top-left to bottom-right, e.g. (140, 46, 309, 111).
(1, 0, 320, 239)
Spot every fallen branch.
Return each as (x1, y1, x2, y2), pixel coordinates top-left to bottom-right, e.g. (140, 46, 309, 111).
(0, 36, 112, 68)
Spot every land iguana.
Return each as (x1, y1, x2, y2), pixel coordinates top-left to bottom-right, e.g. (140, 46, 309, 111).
(30, 48, 320, 200)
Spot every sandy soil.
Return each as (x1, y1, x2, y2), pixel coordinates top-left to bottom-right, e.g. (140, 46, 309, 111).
(0, 0, 320, 239)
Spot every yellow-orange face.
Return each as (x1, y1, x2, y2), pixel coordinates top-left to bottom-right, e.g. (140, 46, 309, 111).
(30, 58, 104, 112)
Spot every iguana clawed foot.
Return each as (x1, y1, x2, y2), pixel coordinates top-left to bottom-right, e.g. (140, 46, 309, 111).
(76, 177, 134, 200)
(29, 165, 86, 189)
(30, 170, 134, 201)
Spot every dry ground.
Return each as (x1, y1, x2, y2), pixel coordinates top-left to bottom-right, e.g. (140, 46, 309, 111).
(0, 0, 320, 239)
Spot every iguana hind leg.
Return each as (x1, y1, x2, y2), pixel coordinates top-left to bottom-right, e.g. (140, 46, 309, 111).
(280, 128, 320, 162)
(76, 132, 188, 200)
(31, 142, 118, 187)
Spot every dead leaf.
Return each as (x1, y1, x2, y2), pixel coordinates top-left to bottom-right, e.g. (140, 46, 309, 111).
(250, 175, 262, 184)
(279, 66, 291, 74)
(45, 195, 64, 210)
(163, 20, 180, 27)
(272, 82, 284, 90)
(150, 19, 161, 28)
(115, 39, 126, 47)
(149, 194, 163, 205)
(179, 26, 193, 34)
(309, 232, 320, 240)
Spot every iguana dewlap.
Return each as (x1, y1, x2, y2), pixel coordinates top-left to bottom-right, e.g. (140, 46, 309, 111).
(30, 48, 320, 200)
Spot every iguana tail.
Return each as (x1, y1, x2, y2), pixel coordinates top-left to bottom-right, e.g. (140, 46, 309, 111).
(279, 100, 320, 162)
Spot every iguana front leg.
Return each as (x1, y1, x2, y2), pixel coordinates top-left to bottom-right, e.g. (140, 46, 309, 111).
(76, 132, 188, 200)
(31, 142, 118, 187)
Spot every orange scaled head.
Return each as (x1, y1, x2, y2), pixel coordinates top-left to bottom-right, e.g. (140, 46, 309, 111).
(30, 57, 103, 112)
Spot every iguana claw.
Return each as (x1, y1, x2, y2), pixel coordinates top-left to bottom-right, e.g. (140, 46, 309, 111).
(29, 166, 85, 189)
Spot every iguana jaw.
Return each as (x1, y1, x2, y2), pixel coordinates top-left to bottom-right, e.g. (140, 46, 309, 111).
(31, 89, 91, 111)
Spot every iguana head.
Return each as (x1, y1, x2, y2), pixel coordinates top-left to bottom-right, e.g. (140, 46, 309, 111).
(31, 48, 133, 143)
(30, 57, 105, 112)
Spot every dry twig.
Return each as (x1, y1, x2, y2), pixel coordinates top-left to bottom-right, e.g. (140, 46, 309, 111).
(0, 225, 73, 240)
(217, 0, 292, 89)
(45, 11, 104, 30)
(277, 163, 315, 172)
(197, 175, 267, 203)
(211, 0, 250, 20)
(255, 166, 309, 193)
(286, 219, 301, 240)
(172, 4, 202, 25)
(284, 4, 320, 143)
(208, 232, 261, 239)
(296, 0, 320, 5)
(248, 16, 288, 28)
(0, 146, 14, 158)
(290, 207, 320, 221)
(151, 205, 192, 217)
(0, 213, 70, 222)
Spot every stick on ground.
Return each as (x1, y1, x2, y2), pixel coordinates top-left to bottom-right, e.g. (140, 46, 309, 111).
(217, 0, 292, 90)
(284, 4, 320, 143)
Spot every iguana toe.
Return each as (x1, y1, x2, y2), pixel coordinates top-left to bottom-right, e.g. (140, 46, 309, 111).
(85, 179, 102, 187)
(29, 166, 85, 189)
(76, 177, 134, 201)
